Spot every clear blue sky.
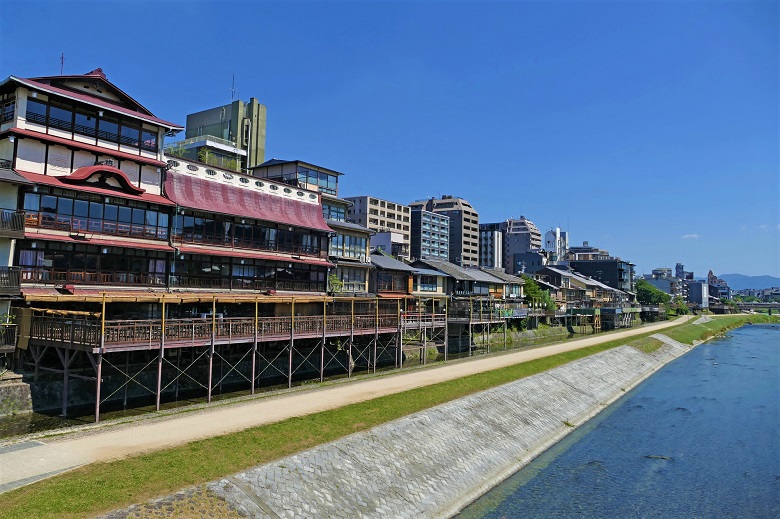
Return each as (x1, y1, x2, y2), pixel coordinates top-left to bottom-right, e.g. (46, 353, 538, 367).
(2, 0, 777, 277)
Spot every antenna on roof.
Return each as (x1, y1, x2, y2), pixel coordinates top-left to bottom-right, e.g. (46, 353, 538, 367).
(60, 52, 65, 75)
(231, 74, 238, 101)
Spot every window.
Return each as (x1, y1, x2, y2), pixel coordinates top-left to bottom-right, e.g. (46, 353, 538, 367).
(187, 165, 199, 171)
(97, 116, 120, 142)
(25, 99, 47, 125)
(0, 99, 14, 122)
(240, 177, 249, 184)
(141, 129, 158, 152)
(120, 124, 141, 147)
(74, 110, 97, 137)
(206, 169, 217, 176)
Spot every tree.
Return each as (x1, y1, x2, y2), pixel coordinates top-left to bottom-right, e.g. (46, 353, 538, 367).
(671, 295, 690, 315)
(327, 273, 343, 294)
(521, 275, 556, 311)
(636, 279, 671, 305)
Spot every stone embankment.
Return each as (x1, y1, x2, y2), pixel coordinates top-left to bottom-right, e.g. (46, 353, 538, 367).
(105, 334, 691, 519)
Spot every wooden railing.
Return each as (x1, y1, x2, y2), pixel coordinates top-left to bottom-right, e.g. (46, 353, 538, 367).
(0, 267, 21, 295)
(28, 313, 414, 349)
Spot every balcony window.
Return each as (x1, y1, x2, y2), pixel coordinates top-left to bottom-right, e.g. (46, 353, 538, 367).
(1, 99, 14, 122)
(74, 110, 97, 137)
(97, 116, 120, 142)
(25, 99, 47, 125)
(48, 103, 73, 132)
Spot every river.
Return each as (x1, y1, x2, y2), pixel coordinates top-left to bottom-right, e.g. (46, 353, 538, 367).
(458, 324, 780, 518)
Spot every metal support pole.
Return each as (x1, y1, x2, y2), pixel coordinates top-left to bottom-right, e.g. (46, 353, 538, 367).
(251, 297, 258, 395)
(289, 298, 294, 388)
(156, 295, 165, 411)
(320, 299, 326, 382)
(207, 296, 215, 403)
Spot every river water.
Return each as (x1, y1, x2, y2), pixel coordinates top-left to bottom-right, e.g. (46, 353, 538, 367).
(458, 324, 780, 518)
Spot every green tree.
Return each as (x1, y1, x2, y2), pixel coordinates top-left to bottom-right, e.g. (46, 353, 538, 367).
(636, 279, 671, 305)
(671, 295, 690, 315)
(327, 273, 343, 294)
(521, 275, 556, 311)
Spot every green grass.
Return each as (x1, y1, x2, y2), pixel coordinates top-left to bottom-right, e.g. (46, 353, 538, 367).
(1, 315, 773, 519)
(629, 336, 664, 353)
(665, 314, 777, 345)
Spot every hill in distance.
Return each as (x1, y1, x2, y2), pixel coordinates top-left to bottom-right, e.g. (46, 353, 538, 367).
(720, 274, 780, 290)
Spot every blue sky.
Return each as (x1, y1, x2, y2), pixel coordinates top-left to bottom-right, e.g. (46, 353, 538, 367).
(1, 0, 777, 277)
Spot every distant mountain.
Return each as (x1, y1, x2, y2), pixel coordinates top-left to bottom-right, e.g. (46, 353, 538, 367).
(719, 274, 780, 290)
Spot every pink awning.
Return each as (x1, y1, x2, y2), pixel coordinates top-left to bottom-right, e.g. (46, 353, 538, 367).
(164, 172, 333, 234)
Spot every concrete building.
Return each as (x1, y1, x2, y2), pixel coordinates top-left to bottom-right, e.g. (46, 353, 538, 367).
(409, 195, 479, 267)
(568, 257, 636, 294)
(544, 227, 568, 263)
(251, 159, 341, 197)
(410, 208, 449, 261)
(165, 98, 266, 172)
(686, 281, 709, 309)
(642, 267, 685, 298)
(479, 216, 541, 274)
(345, 195, 410, 260)
(478, 222, 503, 269)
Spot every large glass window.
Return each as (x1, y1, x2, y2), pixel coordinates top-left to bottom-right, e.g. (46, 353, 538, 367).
(120, 124, 140, 147)
(25, 99, 47, 125)
(24, 189, 170, 240)
(97, 116, 119, 142)
(141, 129, 158, 152)
(74, 110, 97, 137)
(48, 103, 73, 131)
(2, 99, 15, 122)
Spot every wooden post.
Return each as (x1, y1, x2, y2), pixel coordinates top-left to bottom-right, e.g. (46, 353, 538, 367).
(207, 296, 215, 403)
(444, 297, 449, 361)
(373, 297, 378, 373)
(123, 351, 130, 408)
(288, 298, 294, 388)
(61, 348, 69, 417)
(156, 295, 165, 411)
(395, 299, 401, 369)
(95, 293, 106, 423)
(320, 298, 326, 382)
(348, 299, 354, 377)
(251, 296, 258, 395)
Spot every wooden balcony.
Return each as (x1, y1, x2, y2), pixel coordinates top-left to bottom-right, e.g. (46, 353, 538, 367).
(27, 313, 406, 353)
(0, 267, 21, 296)
(0, 210, 25, 239)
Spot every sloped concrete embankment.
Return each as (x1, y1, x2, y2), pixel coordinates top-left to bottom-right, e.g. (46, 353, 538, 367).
(198, 336, 692, 518)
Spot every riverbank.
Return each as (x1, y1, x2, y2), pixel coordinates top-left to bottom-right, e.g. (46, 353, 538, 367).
(0, 314, 774, 518)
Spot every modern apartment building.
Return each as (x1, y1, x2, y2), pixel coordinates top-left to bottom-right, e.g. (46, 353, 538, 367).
(479, 216, 541, 274)
(409, 195, 479, 267)
(410, 208, 449, 261)
(344, 195, 410, 260)
(165, 98, 267, 172)
(543, 227, 568, 262)
(478, 222, 503, 269)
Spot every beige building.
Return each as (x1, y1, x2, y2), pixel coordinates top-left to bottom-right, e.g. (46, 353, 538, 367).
(409, 195, 479, 267)
(345, 196, 410, 260)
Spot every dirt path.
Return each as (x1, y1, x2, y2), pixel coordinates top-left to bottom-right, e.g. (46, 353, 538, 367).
(0, 316, 691, 493)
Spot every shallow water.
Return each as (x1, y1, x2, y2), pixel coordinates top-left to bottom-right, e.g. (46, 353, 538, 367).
(458, 324, 780, 518)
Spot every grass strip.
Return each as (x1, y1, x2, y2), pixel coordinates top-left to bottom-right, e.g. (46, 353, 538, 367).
(2, 315, 774, 518)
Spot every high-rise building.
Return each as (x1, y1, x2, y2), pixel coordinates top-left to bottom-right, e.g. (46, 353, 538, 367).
(410, 208, 449, 261)
(479, 222, 503, 269)
(344, 195, 410, 260)
(410, 196, 479, 266)
(479, 216, 541, 274)
(543, 227, 568, 262)
(166, 98, 266, 172)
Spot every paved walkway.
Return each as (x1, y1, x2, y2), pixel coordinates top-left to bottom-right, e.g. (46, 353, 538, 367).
(0, 316, 691, 494)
